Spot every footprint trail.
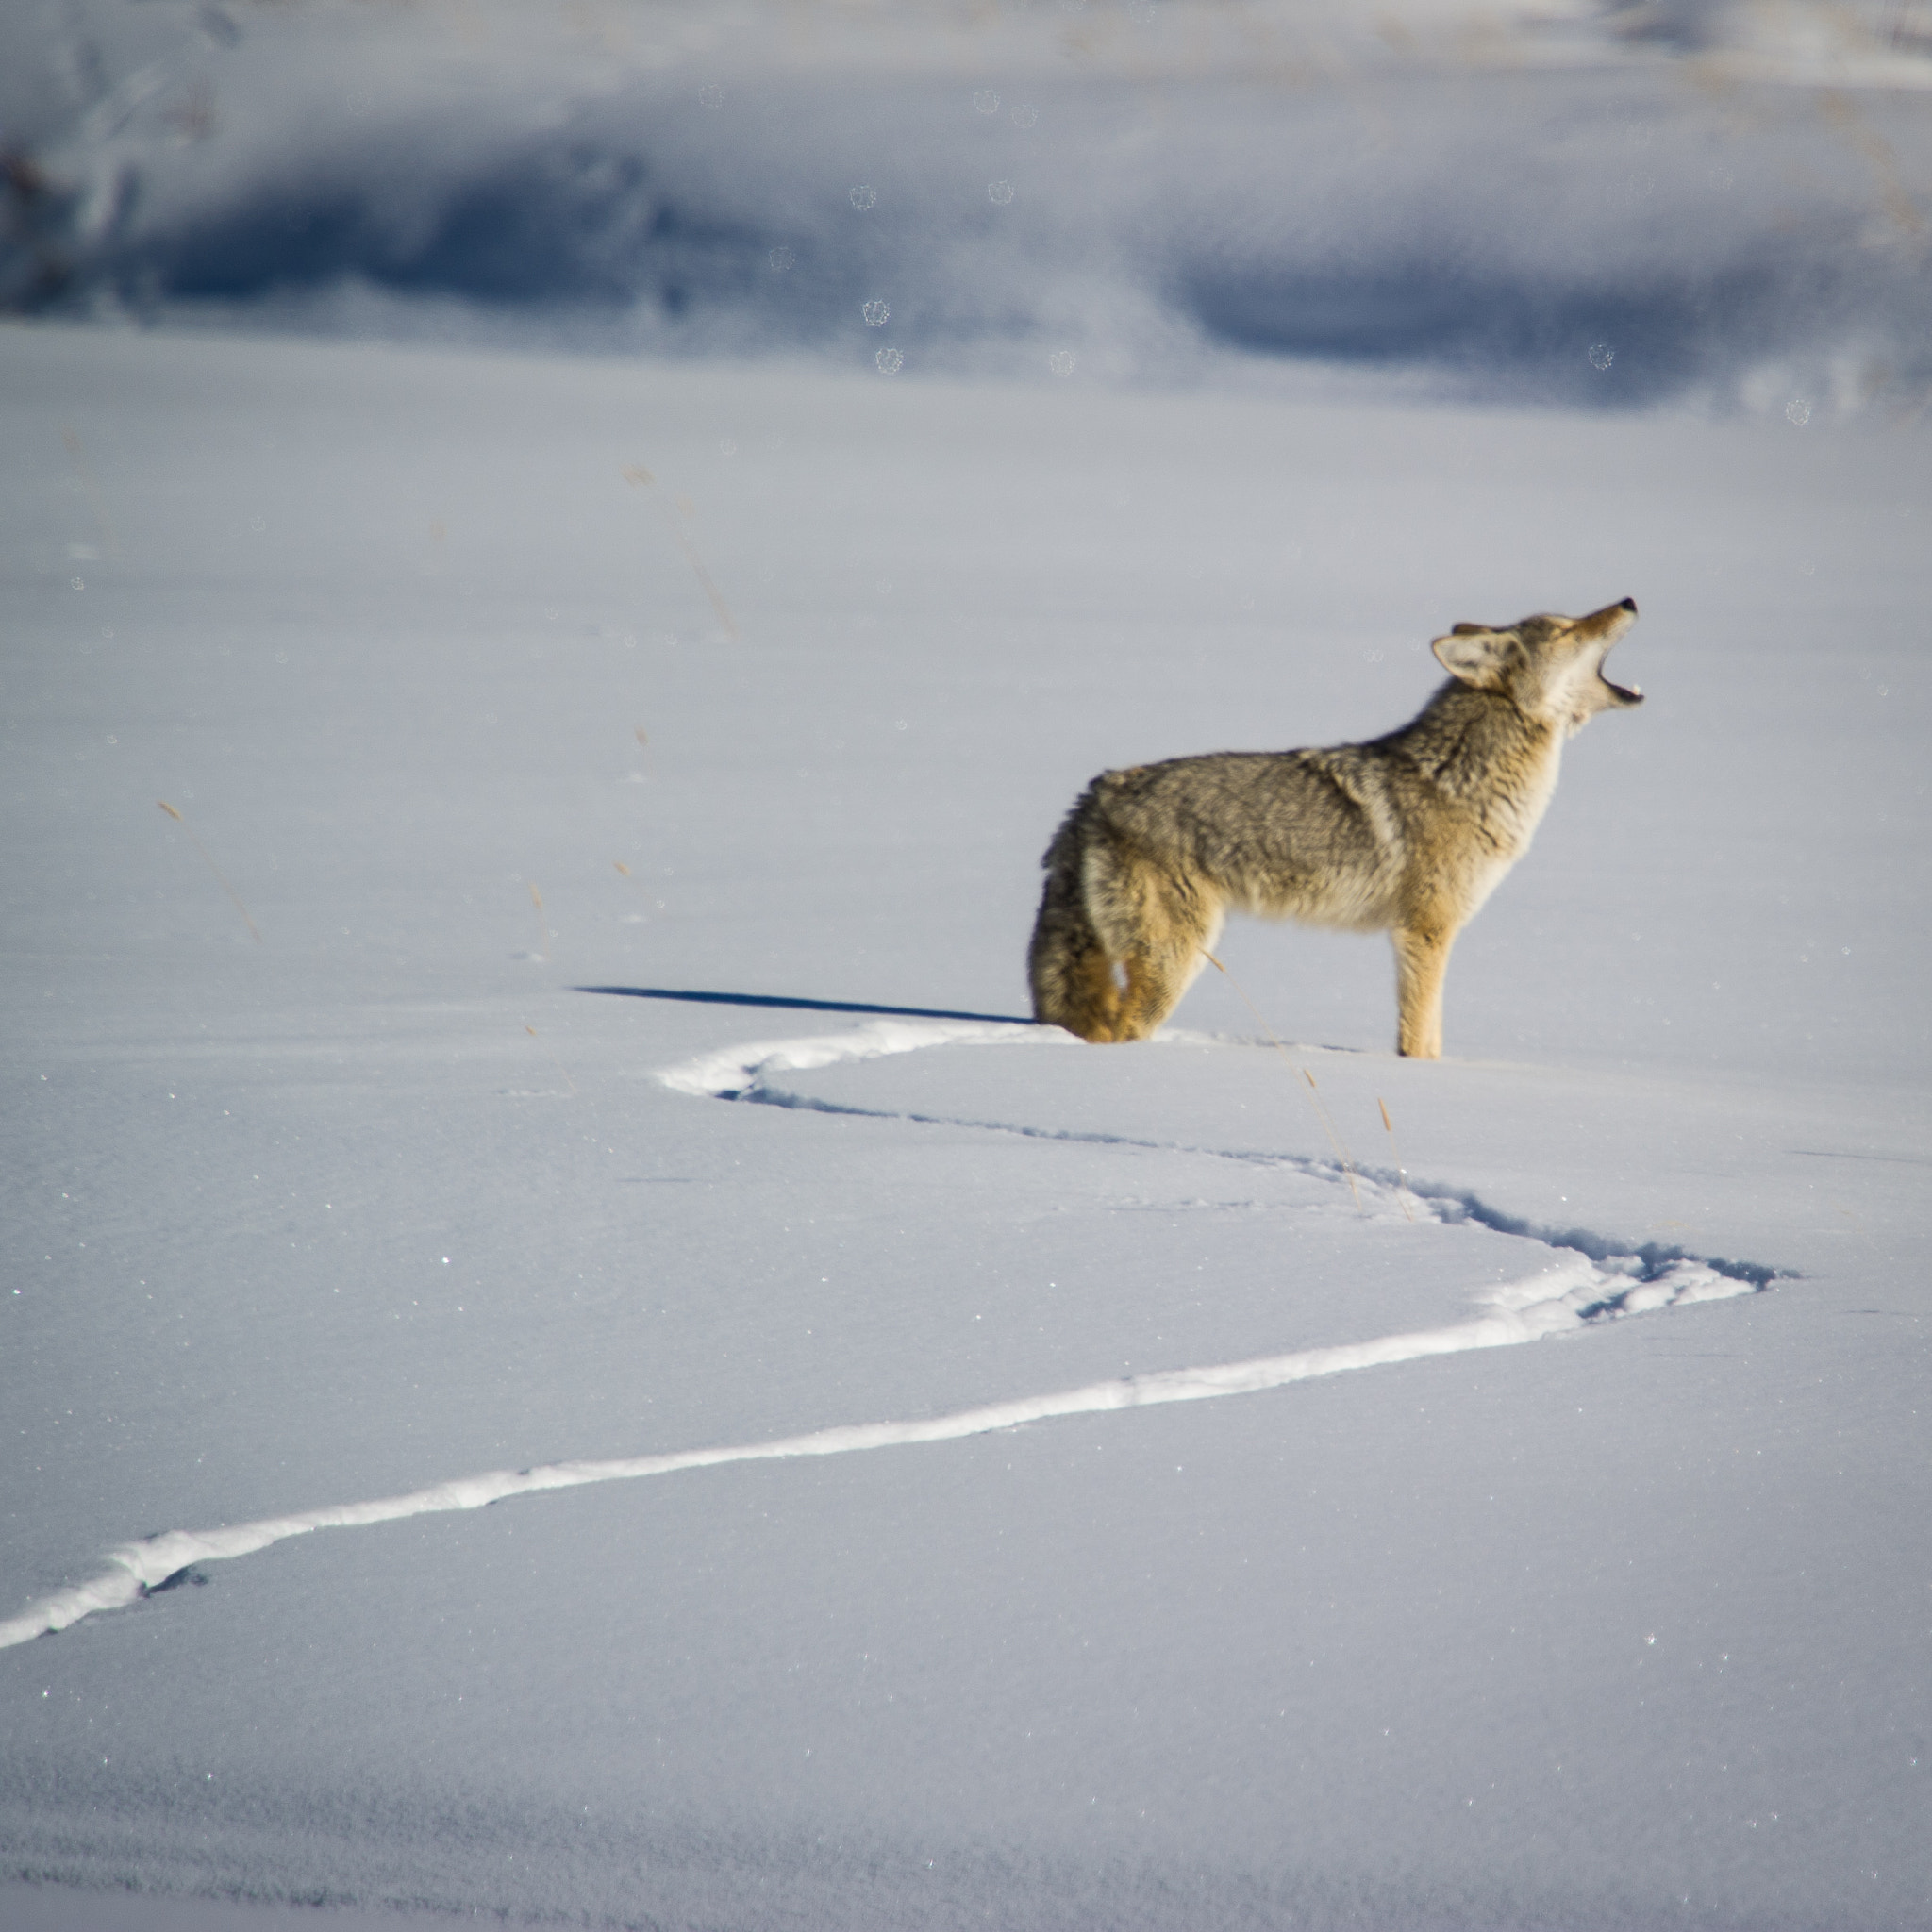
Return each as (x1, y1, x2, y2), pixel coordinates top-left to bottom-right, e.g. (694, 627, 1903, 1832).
(2, 1022, 1770, 1651)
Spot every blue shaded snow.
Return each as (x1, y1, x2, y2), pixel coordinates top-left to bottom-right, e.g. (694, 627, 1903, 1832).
(4, 2, 1930, 406)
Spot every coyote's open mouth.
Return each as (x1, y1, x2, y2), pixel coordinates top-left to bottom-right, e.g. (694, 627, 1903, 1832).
(1600, 660, 1643, 705)
(1591, 598, 1642, 706)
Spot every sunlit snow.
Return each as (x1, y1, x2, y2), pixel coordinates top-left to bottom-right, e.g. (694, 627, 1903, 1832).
(2, 5, 1929, 1929)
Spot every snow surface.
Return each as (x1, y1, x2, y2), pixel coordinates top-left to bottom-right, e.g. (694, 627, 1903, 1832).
(2, 313, 1928, 1930)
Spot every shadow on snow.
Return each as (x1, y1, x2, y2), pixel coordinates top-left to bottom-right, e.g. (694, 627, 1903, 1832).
(576, 985, 1031, 1025)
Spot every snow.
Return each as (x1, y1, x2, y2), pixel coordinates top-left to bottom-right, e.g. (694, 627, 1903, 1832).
(3, 6, 1931, 1921)
(0, 1012, 1760, 1657)
(2, 314, 1927, 1931)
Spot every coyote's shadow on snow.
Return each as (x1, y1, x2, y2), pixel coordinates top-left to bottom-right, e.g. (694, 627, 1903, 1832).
(577, 985, 1029, 1025)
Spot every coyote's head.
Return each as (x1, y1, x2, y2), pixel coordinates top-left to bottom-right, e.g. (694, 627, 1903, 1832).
(1430, 599, 1642, 736)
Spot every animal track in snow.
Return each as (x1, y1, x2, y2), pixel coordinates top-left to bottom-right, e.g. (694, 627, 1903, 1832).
(1, 1021, 1772, 1652)
(665, 1018, 1776, 1290)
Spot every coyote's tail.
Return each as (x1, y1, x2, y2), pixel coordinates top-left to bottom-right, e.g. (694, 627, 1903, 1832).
(1027, 783, 1120, 1041)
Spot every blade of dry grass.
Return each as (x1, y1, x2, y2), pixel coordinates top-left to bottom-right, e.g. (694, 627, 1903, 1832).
(157, 800, 259, 941)
(62, 425, 118, 558)
(1378, 1096, 1416, 1221)
(623, 464, 738, 637)
(1203, 950, 1361, 1208)
(524, 1024, 577, 1095)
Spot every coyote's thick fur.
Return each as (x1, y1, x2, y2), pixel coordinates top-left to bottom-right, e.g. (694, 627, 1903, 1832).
(1028, 600, 1642, 1058)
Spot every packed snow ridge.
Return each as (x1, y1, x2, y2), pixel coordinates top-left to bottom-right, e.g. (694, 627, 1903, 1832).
(2, 1022, 1772, 1653)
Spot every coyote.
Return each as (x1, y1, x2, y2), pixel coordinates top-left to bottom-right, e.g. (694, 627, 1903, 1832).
(1027, 599, 1641, 1058)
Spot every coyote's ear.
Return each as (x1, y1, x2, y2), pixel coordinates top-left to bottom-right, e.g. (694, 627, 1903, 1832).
(1431, 625, 1516, 688)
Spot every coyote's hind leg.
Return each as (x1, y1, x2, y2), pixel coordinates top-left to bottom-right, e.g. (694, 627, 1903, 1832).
(1097, 867, 1222, 1043)
(1054, 943, 1127, 1041)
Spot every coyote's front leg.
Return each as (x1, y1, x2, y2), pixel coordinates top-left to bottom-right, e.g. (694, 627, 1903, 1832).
(1391, 925, 1457, 1059)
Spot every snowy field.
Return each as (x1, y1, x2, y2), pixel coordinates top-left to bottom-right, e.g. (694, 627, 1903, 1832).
(4, 317, 1928, 1932)
(4, 4, 1932, 1929)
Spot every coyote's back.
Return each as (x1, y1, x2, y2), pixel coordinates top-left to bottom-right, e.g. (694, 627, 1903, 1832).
(1027, 600, 1642, 1057)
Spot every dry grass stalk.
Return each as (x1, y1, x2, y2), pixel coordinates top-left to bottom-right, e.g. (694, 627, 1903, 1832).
(1203, 950, 1361, 1208)
(62, 425, 117, 558)
(157, 800, 259, 941)
(524, 1024, 578, 1095)
(1378, 1096, 1416, 1221)
(623, 464, 739, 638)
(527, 881, 550, 960)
